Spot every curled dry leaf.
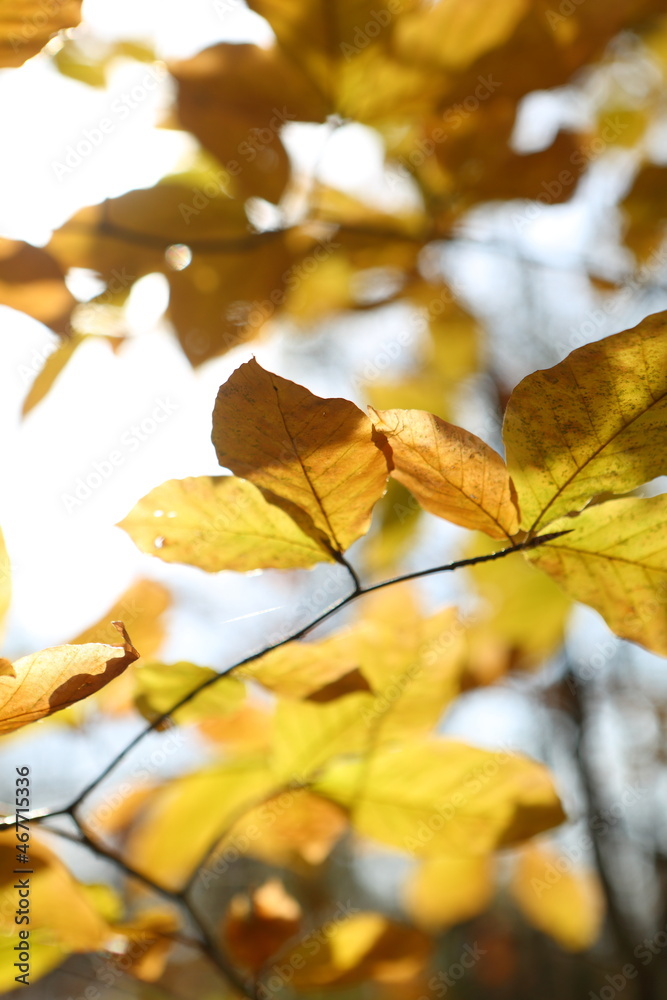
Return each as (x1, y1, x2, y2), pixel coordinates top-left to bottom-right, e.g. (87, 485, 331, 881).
(0, 621, 138, 734)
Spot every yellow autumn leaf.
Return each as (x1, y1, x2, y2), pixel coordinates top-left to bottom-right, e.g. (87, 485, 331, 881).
(271, 692, 375, 783)
(278, 911, 431, 988)
(465, 534, 571, 680)
(0, 831, 114, 952)
(404, 854, 495, 931)
(125, 757, 276, 890)
(0, 622, 138, 734)
(314, 738, 565, 857)
(526, 494, 667, 655)
(21, 333, 85, 417)
(371, 408, 519, 539)
(118, 475, 335, 571)
(345, 587, 468, 743)
(212, 359, 391, 554)
(510, 843, 604, 951)
(241, 631, 361, 698)
(133, 660, 245, 724)
(48, 178, 246, 284)
(246, 0, 420, 109)
(0, 0, 83, 68)
(504, 310, 667, 532)
(248, 586, 467, 743)
(167, 233, 298, 366)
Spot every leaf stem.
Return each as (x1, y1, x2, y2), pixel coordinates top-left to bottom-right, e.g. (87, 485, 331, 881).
(64, 530, 567, 814)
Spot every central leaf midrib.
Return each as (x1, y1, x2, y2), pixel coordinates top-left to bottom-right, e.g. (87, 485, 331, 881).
(531, 372, 667, 532)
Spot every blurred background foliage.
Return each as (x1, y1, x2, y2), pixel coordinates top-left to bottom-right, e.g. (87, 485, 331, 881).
(2, 0, 667, 998)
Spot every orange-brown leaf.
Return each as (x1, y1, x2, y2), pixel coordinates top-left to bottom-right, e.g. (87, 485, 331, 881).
(371, 408, 519, 539)
(212, 359, 391, 553)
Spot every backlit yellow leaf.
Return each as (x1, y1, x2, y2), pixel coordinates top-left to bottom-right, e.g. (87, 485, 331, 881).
(504, 311, 667, 532)
(133, 660, 244, 725)
(125, 758, 276, 890)
(314, 738, 565, 856)
(526, 495, 667, 655)
(0, 831, 113, 951)
(510, 843, 604, 951)
(241, 631, 360, 698)
(465, 534, 571, 679)
(405, 854, 495, 930)
(118, 476, 335, 571)
(343, 587, 467, 743)
(371, 408, 519, 539)
(0, 622, 138, 733)
(271, 692, 375, 783)
(212, 359, 391, 554)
